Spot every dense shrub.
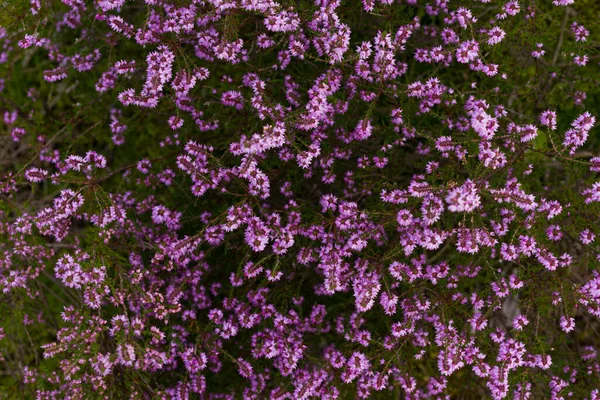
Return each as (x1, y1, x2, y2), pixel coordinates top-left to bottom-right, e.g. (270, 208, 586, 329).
(1, 0, 600, 398)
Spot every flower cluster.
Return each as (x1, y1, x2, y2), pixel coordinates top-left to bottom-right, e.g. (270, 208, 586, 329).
(1, 0, 600, 399)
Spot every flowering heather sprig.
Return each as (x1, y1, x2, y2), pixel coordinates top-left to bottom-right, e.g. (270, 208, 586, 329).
(445, 179, 481, 212)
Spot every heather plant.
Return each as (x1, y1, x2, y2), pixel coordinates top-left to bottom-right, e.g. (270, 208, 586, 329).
(1, 0, 600, 398)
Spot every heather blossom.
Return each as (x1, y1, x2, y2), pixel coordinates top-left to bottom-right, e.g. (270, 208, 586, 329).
(445, 179, 481, 212)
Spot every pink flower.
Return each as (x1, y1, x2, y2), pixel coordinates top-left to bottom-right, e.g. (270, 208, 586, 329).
(445, 180, 481, 212)
(559, 316, 575, 333)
